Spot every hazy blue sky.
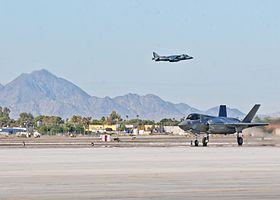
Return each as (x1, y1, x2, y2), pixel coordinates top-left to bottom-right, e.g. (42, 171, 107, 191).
(0, 0, 279, 113)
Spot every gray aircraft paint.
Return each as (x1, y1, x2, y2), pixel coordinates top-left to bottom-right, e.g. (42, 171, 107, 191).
(152, 52, 193, 62)
(179, 104, 268, 135)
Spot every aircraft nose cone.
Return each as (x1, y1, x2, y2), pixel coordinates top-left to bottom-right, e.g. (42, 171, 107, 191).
(179, 120, 191, 131)
(178, 121, 184, 127)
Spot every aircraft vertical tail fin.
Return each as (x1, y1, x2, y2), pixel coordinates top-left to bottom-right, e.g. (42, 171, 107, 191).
(152, 52, 160, 60)
(242, 104, 261, 123)
(218, 105, 227, 117)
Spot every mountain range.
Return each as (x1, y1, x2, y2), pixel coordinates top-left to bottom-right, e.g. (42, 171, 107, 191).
(0, 69, 245, 120)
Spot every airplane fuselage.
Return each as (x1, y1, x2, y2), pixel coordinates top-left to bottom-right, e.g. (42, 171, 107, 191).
(178, 105, 268, 146)
(179, 114, 240, 135)
(153, 52, 193, 62)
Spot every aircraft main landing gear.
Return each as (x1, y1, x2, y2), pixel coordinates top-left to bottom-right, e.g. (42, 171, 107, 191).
(202, 135, 209, 146)
(237, 136, 243, 146)
(194, 139, 199, 146)
(237, 132, 243, 146)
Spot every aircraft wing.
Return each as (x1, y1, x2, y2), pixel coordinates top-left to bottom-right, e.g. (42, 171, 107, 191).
(168, 55, 179, 60)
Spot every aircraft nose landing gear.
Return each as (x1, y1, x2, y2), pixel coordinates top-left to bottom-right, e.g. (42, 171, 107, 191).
(192, 134, 199, 146)
(192, 135, 209, 147)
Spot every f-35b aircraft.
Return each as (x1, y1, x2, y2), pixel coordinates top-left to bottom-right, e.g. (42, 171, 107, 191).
(178, 104, 268, 146)
(152, 52, 193, 62)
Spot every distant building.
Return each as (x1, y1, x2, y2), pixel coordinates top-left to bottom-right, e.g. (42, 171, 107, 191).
(144, 125, 159, 131)
(125, 124, 159, 134)
(164, 126, 186, 135)
(0, 127, 27, 135)
(125, 124, 135, 129)
(88, 124, 117, 132)
(273, 128, 280, 136)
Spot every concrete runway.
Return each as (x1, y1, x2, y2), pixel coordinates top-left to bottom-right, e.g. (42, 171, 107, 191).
(0, 147, 280, 199)
(1, 134, 279, 148)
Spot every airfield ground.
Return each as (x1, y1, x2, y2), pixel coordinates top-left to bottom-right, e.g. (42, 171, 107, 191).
(0, 135, 279, 199)
(0, 134, 279, 148)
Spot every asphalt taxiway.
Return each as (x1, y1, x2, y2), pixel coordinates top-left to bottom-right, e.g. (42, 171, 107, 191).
(0, 147, 279, 199)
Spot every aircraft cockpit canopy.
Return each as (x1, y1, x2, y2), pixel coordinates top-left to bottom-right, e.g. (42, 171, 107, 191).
(186, 114, 200, 120)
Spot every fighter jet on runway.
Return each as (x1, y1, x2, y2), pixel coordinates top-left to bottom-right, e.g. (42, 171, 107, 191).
(152, 52, 193, 62)
(178, 104, 268, 146)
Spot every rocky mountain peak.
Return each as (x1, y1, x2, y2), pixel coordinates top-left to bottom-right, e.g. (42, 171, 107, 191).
(0, 69, 245, 120)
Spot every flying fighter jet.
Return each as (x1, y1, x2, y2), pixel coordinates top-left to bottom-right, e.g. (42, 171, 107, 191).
(152, 52, 193, 62)
(178, 104, 268, 146)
